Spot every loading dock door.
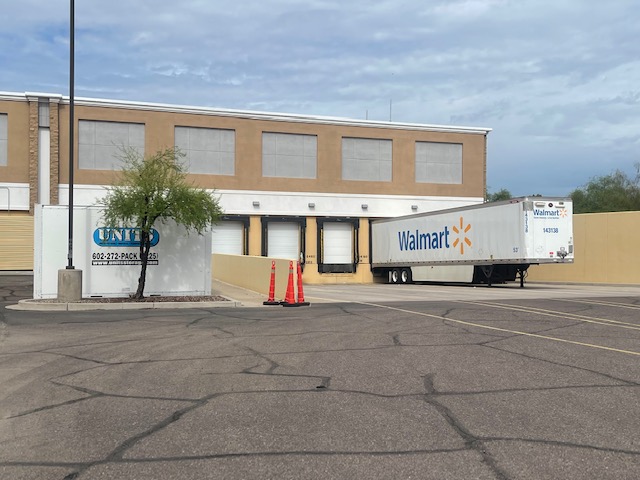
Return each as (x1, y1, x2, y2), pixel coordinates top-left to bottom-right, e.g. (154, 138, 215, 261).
(212, 222, 244, 255)
(323, 222, 353, 264)
(267, 222, 300, 260)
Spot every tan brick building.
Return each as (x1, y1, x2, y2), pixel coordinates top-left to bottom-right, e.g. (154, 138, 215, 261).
(0, 92, 491, 282)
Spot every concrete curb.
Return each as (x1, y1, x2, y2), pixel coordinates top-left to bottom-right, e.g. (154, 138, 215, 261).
(6, 298, 244, 311)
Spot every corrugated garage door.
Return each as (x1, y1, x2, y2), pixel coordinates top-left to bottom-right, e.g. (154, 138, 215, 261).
(211, 222, 244, 255)
(267, 222, 300, 260)
(323, 222, 353, 264)
(0, 214, 34, 270)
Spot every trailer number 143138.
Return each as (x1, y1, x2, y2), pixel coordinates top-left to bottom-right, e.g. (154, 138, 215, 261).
(543, 227, 559, 233)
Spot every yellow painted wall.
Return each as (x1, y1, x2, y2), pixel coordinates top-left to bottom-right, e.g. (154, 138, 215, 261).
(248, 216, 262, 256)
(212, 254, 298, 299)
(527, 211, 640, 285)
(0, 213, 34, 270)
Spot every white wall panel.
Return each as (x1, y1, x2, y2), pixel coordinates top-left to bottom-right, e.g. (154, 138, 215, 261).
(342, 137, 392, 181)
(262, 132, 316, 179)
(79, 120, 144, 170)
(38, 129, 50, 204)
(415, 142, 462, 184)
(175, 126, 235, 175)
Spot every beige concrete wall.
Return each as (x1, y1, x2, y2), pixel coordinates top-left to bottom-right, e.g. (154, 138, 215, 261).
(0, 213, 34, 270)
(56, 102, 487, 199)
(212, 254, 299, 299)
(527, 211, 640, 285)
(0, 99, 30, 184)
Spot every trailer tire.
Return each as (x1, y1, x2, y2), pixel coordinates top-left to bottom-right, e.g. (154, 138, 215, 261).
(400, 268, 412, 284)
(390, 268, 401, 284)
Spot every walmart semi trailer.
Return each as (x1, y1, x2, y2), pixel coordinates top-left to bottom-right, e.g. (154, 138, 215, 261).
(370, 197, 573, 286)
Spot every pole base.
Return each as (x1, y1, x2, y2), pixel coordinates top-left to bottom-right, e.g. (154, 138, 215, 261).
(57, 268, 82, 302)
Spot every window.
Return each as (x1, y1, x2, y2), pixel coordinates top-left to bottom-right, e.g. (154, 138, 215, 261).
(262, 132, 317, 179)
(38, 102, 50, 128)
(0, 114, 7, 166)
(342, 137, 392, 181)
(415, 142, 462, 184)
(175, 126, 235, 175)
(79, 120, 144, 170)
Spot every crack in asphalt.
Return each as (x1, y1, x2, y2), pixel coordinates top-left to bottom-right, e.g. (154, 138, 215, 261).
(421, 374, 510, 480)
(4, 438, 638, 474)
(482, 344, 639, 386)
(3, 292, 640, 479)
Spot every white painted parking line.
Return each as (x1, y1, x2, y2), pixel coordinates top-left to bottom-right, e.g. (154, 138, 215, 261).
(459, 300, 640, 331)
(318, 299, 640, 357)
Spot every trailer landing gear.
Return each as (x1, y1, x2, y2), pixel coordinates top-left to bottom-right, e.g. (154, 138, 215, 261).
(479, 265, 494, 287)
(474, 264, 530, 287)
(516, 266, 528, 288)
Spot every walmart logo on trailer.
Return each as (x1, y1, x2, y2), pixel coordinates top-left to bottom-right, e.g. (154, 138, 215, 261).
(398, 217, 472, 254)
(93, 227, 160, 247)
(533, 208, 567, 218)
(398, 226, 451, 251)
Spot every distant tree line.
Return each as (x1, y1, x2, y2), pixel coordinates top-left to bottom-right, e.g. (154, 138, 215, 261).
(569, 164, 640, 213)
(488, 163, 640, 214)
(485, 187, 512, 203)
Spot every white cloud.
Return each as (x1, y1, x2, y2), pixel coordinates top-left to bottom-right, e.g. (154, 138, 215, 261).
(2, 0, 639, 195)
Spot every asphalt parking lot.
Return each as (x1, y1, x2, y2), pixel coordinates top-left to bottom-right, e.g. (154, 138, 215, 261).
(1, 275, 639, 479)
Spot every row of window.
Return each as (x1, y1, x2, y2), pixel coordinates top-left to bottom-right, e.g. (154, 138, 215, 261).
(0, 114, 463, 185)
(78, 120, 463, 184)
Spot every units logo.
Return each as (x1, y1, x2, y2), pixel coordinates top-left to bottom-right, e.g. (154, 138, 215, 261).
(93, 227, 160, 247)
(452, 216, 472, 254)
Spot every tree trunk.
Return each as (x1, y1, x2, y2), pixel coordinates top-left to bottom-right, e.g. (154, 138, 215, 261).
(134, 229, 151, 299)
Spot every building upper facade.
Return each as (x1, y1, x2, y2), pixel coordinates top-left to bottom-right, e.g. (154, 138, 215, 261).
(0, 91, 491, 217)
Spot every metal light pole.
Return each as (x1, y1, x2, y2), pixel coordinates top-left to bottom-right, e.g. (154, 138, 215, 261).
(58, 0, 82, 301)
(67, 0, 75, 270)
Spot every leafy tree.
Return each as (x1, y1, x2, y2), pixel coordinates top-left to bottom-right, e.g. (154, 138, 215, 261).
(569, 164, 640, 214)
(486, 187, 512, 202)
(99, 147, 223, 299)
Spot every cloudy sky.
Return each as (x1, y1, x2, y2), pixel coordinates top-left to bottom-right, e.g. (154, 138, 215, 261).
(3, 0, 638, 196)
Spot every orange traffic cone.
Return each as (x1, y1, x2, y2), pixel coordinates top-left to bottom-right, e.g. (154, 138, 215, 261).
(282, 261, 297, 306)
(295, 262, 310, 306)
(263, 260, 280, 305)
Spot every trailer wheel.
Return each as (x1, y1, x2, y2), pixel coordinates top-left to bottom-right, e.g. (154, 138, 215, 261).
(390, 268, 401, 284)
(400, 268, 412, 284)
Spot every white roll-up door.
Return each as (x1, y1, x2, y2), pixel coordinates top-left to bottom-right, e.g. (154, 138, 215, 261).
(211, 222, 244, 255)
(323, 222, 353, 264)
(267, 222, 300, 259)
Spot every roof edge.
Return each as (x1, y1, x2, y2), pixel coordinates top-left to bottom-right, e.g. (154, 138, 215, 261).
(0, 91, 492, 135)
